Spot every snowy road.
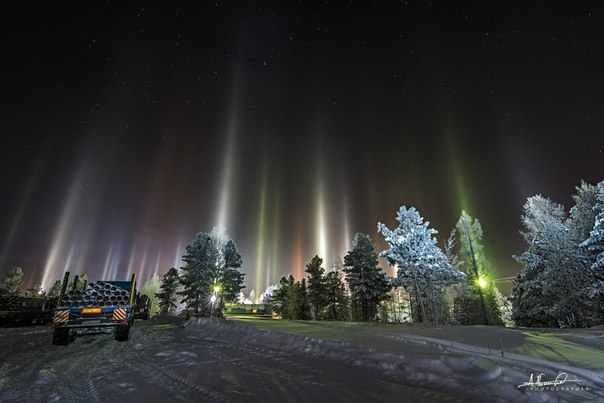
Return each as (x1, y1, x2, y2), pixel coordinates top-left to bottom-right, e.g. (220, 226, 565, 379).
(1, 318, 603, 402)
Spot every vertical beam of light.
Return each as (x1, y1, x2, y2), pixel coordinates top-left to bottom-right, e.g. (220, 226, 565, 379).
(0, 166, 41, 271)
(126, 249, 136, 280)
(101, 246, 111, 281)
(172, 239, 183, 270)
(504, 135, 537, 201)
(269, 188, 280, 289)
(314, 128, 328, 269)
(40, 136, 115, 290)
(442, 123, 502, 278)
(315, 178, 328, 268)
(215, 98, 240, 234)
(101, 237, 125, 281)
(444, 126, 471, 214)
(293, 221, 304, 280)
(41, 172, 84, 290)
(216, 131, 235, 233)
(341, 194, 351, 257)
(138, 246, 149, 285)
(265, 261, 272, 299)
(101, 245, 115, 281)
(152, 252, 162, 278)
(254, 169, 267, 302)
(365, 158, 381, 230)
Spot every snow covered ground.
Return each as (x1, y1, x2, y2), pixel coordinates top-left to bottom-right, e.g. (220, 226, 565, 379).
(1, 317, 603, 402)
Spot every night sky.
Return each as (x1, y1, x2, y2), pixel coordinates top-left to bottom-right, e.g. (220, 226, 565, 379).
(2, 1, 603, 298)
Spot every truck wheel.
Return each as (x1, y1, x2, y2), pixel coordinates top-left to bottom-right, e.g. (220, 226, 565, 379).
(52, 328, 70, 345)
(115, 324, 130, 341)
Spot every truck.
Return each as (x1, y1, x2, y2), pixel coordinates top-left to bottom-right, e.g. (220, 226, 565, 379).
(0, 295, 56, 326)
(52, 272, 137, 345)
(133, 293, 151, 320)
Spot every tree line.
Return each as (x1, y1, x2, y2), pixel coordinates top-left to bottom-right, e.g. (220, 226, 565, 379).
(3, 179, 603, 328)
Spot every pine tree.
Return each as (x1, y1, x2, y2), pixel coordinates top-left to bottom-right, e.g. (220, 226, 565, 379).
(156, 268, 180, 315)
(180, 232, 219, 315)
(180, 229, 245, 317)
(343, 233, 391, 321)
(305, 255, 328, 320)
(270, 275, 312, 320)
(568, 181, 599, 243)
(453, 211, 503, 326)
(378, 206, 466, 324)
(580, 180, 604, 323)
(512, 196, 561, 326)
(1, 266, 24, 295)
(25, 281, 44, 297)
(324, 269, 350, 321)
(581, 180, 604, 270)
(513, 194, 598, 327)
(220, 239, 245, 302)
(290, 278, 311, 320)
(270, 275, 293, 318)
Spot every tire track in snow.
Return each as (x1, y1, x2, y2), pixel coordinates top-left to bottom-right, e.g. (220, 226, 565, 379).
(125, 327, 231, 402)
(204, 338, 329, 389)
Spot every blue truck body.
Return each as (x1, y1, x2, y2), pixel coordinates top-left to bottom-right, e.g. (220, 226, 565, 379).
(52, 272, 137, 345)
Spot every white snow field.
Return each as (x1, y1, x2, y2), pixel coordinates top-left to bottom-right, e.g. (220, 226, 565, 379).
(1, 317, 603, 402)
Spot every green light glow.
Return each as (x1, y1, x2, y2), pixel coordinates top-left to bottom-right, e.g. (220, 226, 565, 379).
(445, 130, 471, 213)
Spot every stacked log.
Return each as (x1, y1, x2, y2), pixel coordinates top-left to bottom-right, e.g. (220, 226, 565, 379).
(60, 281, 130, 307)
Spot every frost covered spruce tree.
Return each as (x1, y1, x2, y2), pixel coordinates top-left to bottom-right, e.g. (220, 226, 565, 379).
(568, 180, 600, 243)
(180, 229, 245, 317)
(580, 180, 604, 319)
(513, 192, 600, 327)
(378, 206, 466, 324)
(581, 180, 604, 270)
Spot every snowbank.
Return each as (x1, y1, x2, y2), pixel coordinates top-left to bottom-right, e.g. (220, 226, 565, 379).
(182, 318, 604, 402)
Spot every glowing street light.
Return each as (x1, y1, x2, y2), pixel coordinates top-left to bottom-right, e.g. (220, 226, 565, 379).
(477, 276, 487, 289)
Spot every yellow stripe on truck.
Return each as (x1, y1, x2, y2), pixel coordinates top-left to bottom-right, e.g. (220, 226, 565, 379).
(113, 308, 126, 322)
(53, 310, 69, 326)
